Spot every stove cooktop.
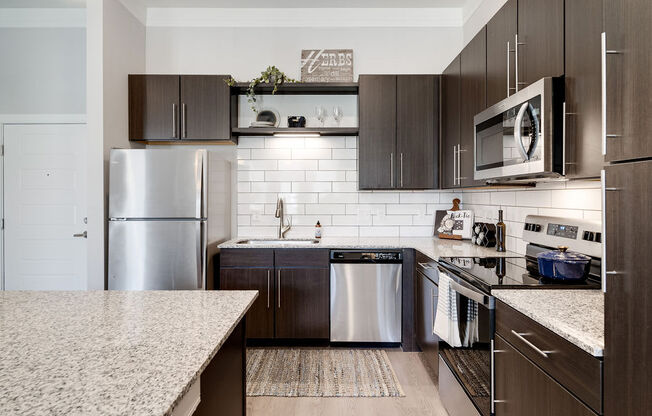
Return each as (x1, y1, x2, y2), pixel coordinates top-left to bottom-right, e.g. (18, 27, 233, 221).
(438, 256, 602, 293)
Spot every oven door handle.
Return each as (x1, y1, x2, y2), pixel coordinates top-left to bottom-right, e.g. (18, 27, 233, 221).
(447, 278, 489, 306)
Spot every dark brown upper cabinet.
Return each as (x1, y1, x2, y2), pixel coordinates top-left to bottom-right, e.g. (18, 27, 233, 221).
(486, 0, 517, 107)
(440, 56, 461, 189)
(397, 75, 440, 189)
(603, 0, 652, 162)
(359, 74, 440, 190)
(564, 0, 603, 179)
(516, 0, 564, 88)
(359, 75, 397, 190)
(129, 74, 234, 142)
(459, 27, 487, 188)
(604, 160, 652, 416)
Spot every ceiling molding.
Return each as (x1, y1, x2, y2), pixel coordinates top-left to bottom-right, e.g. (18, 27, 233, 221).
(146, 7, 464, 27)
(0, 8, 85, 28)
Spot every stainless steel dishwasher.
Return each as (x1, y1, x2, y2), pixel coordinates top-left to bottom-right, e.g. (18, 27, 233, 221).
(330, 250, 402, 343)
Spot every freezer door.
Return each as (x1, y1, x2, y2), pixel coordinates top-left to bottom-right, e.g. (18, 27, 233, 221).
(109, 149, 206, 219)
(108, 220, 205, 290)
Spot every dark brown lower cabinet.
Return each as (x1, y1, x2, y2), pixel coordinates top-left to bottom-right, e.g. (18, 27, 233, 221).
(604, 160, 652, 415)
(494, 335, 597, 416)
(219, 268, 274, 339)
(275, 268, 329, 339)
(416, 269, 438, 375)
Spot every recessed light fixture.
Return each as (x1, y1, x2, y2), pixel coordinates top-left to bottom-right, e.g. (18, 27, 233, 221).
(273, 133, 321, 138)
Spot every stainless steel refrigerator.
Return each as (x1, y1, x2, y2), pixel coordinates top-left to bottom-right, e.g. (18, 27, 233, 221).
(108, 149, 228, 290)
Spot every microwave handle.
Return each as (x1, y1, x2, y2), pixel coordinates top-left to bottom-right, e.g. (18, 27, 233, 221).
(514, 102, 530, 161)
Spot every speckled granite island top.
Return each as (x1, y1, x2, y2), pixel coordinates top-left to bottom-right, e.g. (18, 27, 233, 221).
(493, 289, 604, 357)
(0, 290, 257, 416)
(219, 236, 516, 260)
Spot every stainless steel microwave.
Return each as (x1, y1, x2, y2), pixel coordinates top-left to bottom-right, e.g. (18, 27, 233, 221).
(473, 77, 565, 182)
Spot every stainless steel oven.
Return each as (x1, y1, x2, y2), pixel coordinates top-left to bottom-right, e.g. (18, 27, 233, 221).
(436, 259, 494, 416)
(473, 77, 565, 182)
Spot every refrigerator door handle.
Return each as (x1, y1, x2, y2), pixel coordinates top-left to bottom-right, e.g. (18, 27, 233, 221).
(198, 221, 206, 289)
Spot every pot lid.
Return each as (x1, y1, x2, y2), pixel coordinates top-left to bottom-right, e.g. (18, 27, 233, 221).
(537, 246, 591, 262)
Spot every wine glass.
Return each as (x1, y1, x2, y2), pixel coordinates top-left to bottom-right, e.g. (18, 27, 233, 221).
(315, 106, 326, 127)
(333, 106, 343, 126)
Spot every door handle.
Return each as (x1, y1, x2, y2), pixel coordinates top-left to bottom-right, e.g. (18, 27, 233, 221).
(457, 146, 466, 184)
(390, 153, 394, 188)
(73, 231, 87, 238)
(452, 145, 457, 186)
(601, 32, 622, 155)
(514, 34, 526, 91)
(510, 330, 554, 358)
(277, 269, 281, 308)
(400, 153, 404, 187)
(182, 103, 187, 138)
(267, 269, 271, 309)
(172, 103, 177, 138)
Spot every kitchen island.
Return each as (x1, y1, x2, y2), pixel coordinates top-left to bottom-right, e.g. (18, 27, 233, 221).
(0, 290, 257, 416)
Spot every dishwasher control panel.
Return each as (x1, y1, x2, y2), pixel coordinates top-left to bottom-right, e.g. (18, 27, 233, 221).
(330, 250, 403, 262)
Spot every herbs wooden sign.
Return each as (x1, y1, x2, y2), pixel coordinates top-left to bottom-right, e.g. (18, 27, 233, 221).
(301, 49, 354, 82)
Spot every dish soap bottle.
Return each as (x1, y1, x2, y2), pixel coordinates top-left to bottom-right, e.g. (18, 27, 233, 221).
(496, 210, 506, 252)
(315, 221, 322, 239)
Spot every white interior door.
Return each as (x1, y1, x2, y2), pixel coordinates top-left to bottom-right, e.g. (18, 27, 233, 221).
(4, 124, 87, 290)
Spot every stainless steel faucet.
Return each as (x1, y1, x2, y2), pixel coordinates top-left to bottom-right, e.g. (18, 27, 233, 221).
(274, 197, 292, 238)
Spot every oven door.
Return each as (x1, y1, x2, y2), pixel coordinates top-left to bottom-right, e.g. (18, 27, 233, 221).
(474, 77, 562, 182)
(436, 264, 494, 416)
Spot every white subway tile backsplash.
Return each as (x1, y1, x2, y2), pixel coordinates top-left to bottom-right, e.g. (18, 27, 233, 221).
(265, 170, 306, 182)
(278, 160, 318, 170)
(319, 159, 357, 171)
(235, 139, 602, 239)
(319, 193, 358, 204)
(238, 159, 278, 171)
(332, 148, 357, 159)
(292, 149, 332, 160)
(251, 182, 291, 193)
(305, 204, 346, 215)
(292, 182, 332, 193)
(251, 148, 292, 160)
(306, 171, 346, 182)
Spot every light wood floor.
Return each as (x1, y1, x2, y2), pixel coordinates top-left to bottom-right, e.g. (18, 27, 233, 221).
(247, 351, 450, 416)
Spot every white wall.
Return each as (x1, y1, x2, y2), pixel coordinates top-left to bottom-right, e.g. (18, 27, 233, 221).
(0, 27, 86, 114)
(146, 26, 463, 78)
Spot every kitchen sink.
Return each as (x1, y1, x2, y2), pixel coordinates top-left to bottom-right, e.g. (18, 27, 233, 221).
(235, 238, 321, 246)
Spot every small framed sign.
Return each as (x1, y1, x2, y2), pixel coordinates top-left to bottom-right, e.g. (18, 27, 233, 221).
(301, 49, 354, 83)
(435, 198, 475, 240)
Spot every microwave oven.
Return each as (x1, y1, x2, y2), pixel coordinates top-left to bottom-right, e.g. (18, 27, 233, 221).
(473, 77, 565, 182)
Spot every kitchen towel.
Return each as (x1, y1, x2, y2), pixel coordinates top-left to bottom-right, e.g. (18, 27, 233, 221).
(433, 271, 463, 347)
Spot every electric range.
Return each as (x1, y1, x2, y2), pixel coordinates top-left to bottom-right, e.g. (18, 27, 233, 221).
(434, 215, 602, 416)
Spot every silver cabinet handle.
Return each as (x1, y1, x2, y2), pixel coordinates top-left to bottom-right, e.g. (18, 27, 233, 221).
(73, 231, 87, 238)
(561, 102, 577, 176)
(172, 103, 177, 138)
(267, 269, 271, 309)
(601, 32, 622, 155)
(457, 146, 466, 184)
(430, 287, 436, 334)
(277, 269, 281, 308)
(181, 103, 187, 138)
(390, 153, 394, 188)
(514, 34, 526, 91)
(400, 153, 404, 187)
(506, 41, 516, 96)
(510, 330, 554, 358)
(452, 145, 457, 186)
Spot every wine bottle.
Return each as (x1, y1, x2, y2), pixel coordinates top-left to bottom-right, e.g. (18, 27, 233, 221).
(496, 210, 506, 252)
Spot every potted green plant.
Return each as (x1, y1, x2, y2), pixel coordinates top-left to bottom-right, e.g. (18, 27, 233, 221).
(226, 66, 299, 113)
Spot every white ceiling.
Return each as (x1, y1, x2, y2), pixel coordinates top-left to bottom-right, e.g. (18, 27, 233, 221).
(0, 0, 85, 7)
(134, 0, 474, 8)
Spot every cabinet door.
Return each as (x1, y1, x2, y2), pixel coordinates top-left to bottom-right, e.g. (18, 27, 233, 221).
(603, 0, 652, 162)
(180, 75, 232, 140)
(416, 272, 439, 374)
(129, 75, 180, 141)
(359, 75, 397, 190)
(494, 335, 597, 416)
(441, 56, 461, 189)
(460, 28, 487, 187)
(275, 268, 329, 339)
(564, 0, 603, 179)
(486, 0, 517, 107)
(220, 268, 274, 339)
(604, 160, 652, 415)
(397, 75, 439, 189)
(517, 0, 564, 87)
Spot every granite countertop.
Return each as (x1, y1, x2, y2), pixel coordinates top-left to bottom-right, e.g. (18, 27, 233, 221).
(218, 236, 516, 261)
(0, 290, 258, 416)
(492, 289, 604, 357)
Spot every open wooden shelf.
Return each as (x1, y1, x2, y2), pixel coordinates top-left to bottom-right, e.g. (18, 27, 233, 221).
(232, 127, 359, 137)
(231, 82, 358, 95)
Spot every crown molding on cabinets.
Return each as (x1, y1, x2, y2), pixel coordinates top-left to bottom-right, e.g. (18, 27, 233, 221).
(0, 8, 85, 28)
(145, 7, 463, 28)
